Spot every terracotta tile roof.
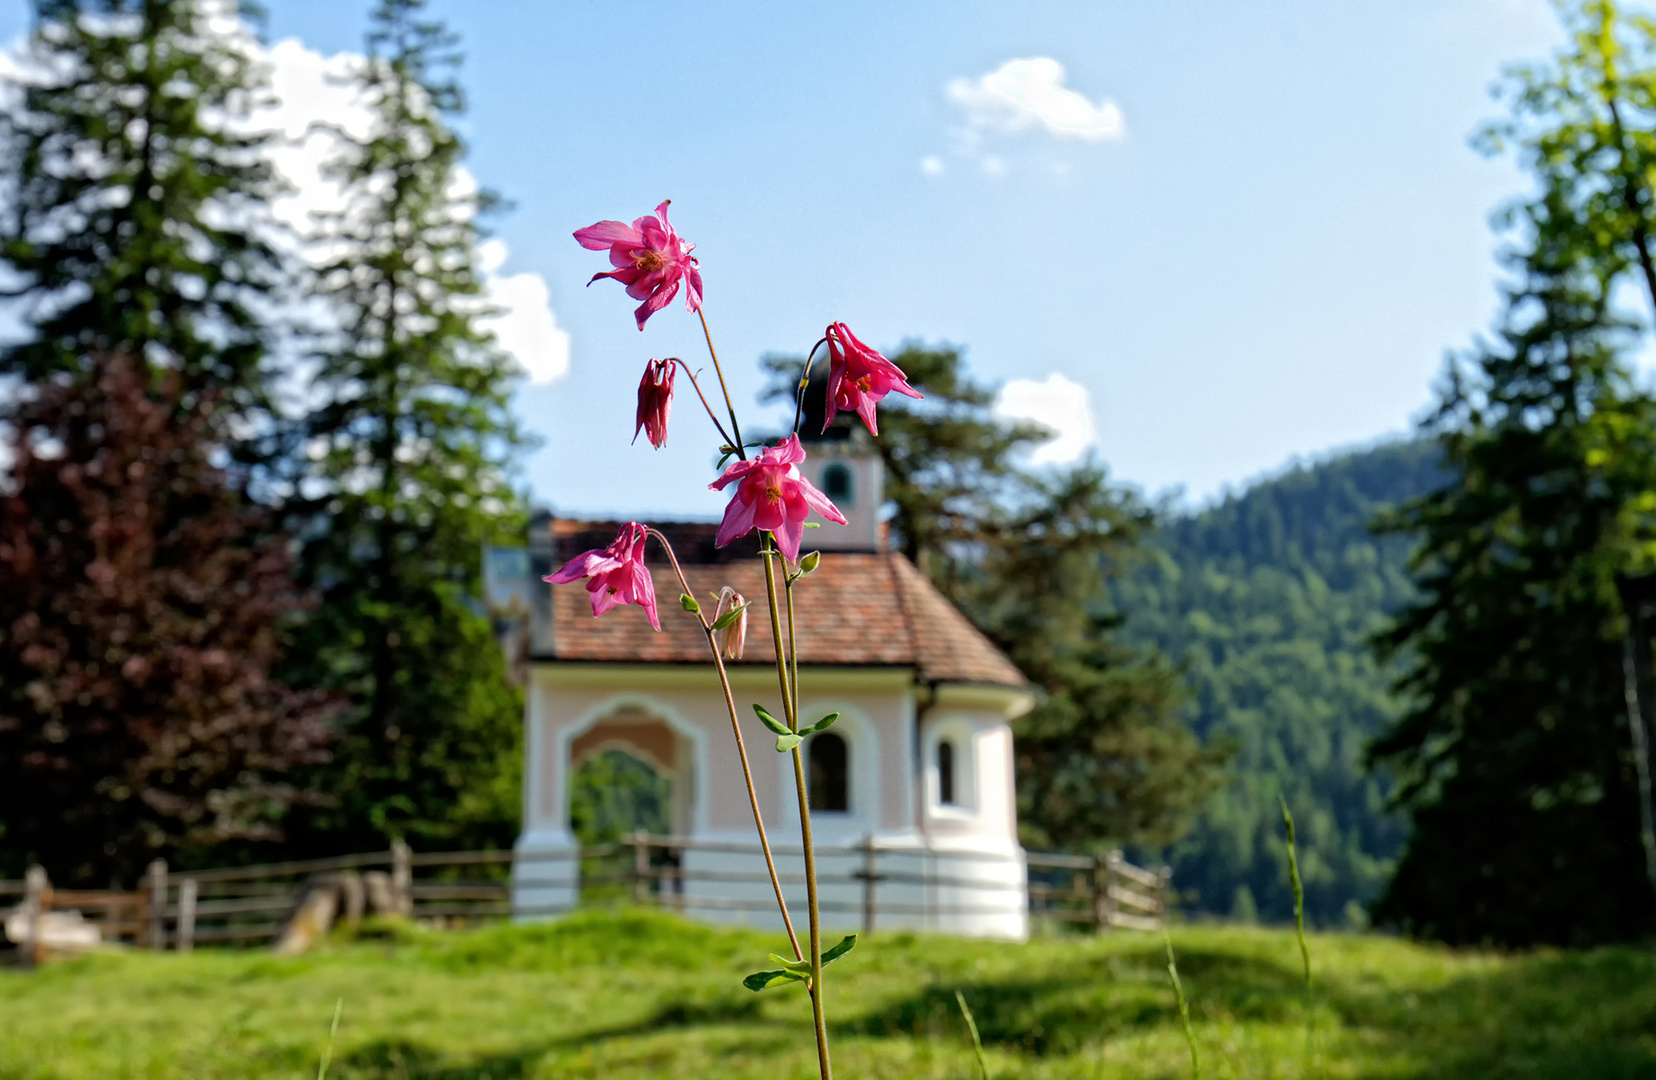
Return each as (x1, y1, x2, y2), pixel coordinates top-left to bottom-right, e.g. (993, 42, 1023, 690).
(545, 519, 1027, 689)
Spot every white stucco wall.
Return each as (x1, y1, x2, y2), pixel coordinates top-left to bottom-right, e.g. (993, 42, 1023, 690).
(513, 662, 1033, 939)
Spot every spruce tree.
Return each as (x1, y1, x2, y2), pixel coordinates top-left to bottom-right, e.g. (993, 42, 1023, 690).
(1371, 0, 1656, 946)
(0, 0, 283, 424)
(287, 0, 526, 853)
(1372, 203, 1656, 945)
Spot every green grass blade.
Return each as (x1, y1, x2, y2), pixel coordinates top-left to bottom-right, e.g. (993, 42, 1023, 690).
(954, 989, 990, 1080)
(315, 998, 343, 1080)
(1162, 932, 1201, 1080)
(1280, 795, 1314, 1072)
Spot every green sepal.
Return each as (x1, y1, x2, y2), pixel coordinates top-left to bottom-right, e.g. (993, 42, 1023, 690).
(775, 733, 803, 753)
(752, 704, 790, 736)
(710, 602, 750, 631)
(679, 593, 699, 613)
(803, 521, 821, 528)
(742, 968, 803, 992)
(803, 712, 839, 735)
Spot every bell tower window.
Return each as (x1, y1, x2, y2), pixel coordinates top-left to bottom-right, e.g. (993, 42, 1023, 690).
(822, 462, 854, 505)
(938, 739, 957, 805)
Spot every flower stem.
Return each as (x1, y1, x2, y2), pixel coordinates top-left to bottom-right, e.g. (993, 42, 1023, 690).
(790, 338, 828, 436)
(648, 529, 802, 960)
(697, 308, 746, 459)
(666, 358, 736, 452)
(763, 545, 832, 1080)
(784, 572, 800, 718)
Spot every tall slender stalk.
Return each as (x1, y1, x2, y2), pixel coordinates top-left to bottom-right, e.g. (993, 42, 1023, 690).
(1163, 932, 1201, 1080)
(1279, 797, 1314, 1073)
(763, 546, 832, 1079)
(650, 530, 802, 960)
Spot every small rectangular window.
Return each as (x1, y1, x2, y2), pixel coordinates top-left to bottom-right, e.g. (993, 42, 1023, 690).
(938, 739, 956, 805)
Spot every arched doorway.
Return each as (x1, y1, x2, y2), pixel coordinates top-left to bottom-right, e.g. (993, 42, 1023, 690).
(566, 707, 693, 902)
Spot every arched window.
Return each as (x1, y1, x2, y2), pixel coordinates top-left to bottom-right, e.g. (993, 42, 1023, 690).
(937, 739, 956, 805)
(822, 462, 854, 505)
(808, 731, 849, 812)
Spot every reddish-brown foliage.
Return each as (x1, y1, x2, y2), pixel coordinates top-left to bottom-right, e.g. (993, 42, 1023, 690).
(0, 357, 332, 885)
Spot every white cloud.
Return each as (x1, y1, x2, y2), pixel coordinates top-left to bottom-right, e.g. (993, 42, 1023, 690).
(253, 38, 570, 384)
(258, 39, 372, 238)
(995, 374, 1098, 465)
(947, 57, 1125, 142)
(477, 240, 571, 383)
(920, 155, 946, 177)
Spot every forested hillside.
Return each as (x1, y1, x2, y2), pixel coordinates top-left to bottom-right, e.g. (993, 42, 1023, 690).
(1112, 440, 1446, 925)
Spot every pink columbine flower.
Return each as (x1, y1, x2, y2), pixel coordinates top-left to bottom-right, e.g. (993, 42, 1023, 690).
(544, 521, 660, 631)
(573, 200, 703, 330)
(822, 322, 922, 436)
(710, 435, 847, 563)
(635, 358, 675, 449)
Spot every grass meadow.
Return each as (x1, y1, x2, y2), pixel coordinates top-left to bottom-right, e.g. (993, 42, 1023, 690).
(0, 908, 1652, 1079)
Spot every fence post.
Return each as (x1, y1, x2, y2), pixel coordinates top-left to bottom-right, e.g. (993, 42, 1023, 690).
(861, 835, 878, 935)
(632, 829, 651, 905)
(1157, 865, 1173, 927)
(146, 859, 168, 950)
(1092, 853, 1112, 934)
(19, 865, 46, 969)
(391, 840, 413, 917)
(177, 879, 198, 954)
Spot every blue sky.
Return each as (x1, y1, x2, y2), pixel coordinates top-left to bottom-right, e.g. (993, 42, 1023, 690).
(0, 1, 1566, 521)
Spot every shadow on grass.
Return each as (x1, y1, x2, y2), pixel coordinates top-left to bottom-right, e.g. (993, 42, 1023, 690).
(330, 931, 1656, 1079)
(837, 937, 1656, 1077)
(838, 942, 1309, 1056)
(331, 993, 769, 1079)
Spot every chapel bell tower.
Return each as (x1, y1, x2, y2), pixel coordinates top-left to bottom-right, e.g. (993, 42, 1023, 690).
(793, 368, 887, 553)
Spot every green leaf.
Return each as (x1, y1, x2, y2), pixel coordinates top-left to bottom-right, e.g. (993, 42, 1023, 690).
(743, 936, 857, 992)
(769, 952, 813, 976)
(710, 602, 749, 631)
(679, 593, 699, 613)
(775, 733, 803, 753)
(822, 934, 857, 965)
(751, 704, 790, 736)
(742, 968, 803, 992)
(803, 712, 839, 735)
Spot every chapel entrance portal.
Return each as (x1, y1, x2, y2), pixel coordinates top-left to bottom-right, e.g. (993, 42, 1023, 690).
(566, 709, 693, 902)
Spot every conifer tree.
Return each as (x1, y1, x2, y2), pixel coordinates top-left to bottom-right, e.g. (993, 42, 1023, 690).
(1372, 206, 1656, 945)
(1372, 0, 1656, 946)
(0, 0, 284, 425)
(286, 0, 526, 852)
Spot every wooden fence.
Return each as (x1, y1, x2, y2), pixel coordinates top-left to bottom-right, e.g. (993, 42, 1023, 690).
(2, 838, 1169, 959)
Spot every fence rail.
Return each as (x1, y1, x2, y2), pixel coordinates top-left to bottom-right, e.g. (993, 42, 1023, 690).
(1, 836, 1169, 961)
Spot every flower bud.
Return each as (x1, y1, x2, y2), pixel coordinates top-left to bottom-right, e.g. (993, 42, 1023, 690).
(798, 550, 821, 575)
(634, 358, 676, 449)
(715, 588, 748, 661)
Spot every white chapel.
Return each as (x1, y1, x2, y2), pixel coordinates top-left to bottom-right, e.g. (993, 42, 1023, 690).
(509, 430, 1035, 939)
